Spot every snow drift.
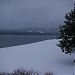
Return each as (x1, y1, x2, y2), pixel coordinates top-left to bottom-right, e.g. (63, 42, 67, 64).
(0, 39, 74, 75)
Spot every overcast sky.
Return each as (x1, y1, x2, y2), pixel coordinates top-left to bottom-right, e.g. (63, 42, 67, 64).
(0, 0, 74, 30)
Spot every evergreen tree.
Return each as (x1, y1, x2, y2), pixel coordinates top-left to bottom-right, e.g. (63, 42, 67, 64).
(57, 3, 75, 55)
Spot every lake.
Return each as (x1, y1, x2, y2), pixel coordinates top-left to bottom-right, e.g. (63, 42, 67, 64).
(0, 35, 58, 48)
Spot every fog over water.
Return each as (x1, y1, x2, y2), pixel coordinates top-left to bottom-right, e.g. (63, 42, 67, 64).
(0, 0, 74, 48)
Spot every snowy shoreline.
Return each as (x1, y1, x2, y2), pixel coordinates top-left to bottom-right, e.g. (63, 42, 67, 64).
(0, 39, 74, 74)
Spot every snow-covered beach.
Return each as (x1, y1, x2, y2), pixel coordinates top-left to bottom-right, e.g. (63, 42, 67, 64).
(0, 39, 74, 75)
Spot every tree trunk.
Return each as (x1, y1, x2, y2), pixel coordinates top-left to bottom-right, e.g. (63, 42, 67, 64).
(74, 50, 75, 63)
(74, 59, 75, 63)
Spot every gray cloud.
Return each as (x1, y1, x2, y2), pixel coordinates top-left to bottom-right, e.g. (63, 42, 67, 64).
(0, 0, 74, 30)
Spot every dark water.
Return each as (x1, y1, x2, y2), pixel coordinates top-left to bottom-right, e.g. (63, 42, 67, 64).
(0, 35, 57, 48)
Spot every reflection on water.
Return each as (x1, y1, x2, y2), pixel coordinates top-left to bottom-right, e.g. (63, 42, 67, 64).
(0, 35, 57, 48)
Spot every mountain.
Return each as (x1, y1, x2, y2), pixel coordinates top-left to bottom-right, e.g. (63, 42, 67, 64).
(0, 27, 59, 35)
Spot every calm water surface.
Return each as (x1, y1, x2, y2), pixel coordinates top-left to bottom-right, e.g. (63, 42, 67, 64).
(0, 35, 57, 48)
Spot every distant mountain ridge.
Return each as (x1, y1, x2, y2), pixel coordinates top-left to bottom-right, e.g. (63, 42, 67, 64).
(0, 27, 59, 35)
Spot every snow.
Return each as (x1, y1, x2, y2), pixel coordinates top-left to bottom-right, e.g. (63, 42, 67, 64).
(0, 39, 74, 75)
